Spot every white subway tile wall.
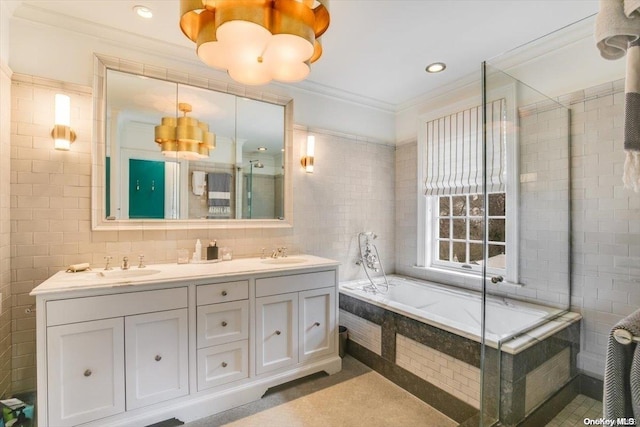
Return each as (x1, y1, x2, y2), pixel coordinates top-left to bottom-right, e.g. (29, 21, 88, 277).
(524, 347, 570, 413)
(338, 309, 382, 356)
(8, 74, 396, 393)
(396, 334, 481, 408)
(1, 66, 12, 399)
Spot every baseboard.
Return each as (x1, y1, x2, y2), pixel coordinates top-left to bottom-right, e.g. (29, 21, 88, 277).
(579, 373, 603, 402)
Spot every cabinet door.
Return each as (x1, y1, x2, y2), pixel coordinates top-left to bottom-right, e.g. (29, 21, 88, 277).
(256, 293, 298, 375)
(47, 318, 125, 427)
(197, 300, 248, 348)
(125, 309, 189, 410)
(299, 287, 336, 362)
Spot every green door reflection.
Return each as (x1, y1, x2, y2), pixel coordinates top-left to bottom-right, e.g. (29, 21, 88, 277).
(129, 159, 165, 219)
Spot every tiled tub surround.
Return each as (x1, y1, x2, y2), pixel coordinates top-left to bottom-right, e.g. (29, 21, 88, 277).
(339, 275, 581, 426)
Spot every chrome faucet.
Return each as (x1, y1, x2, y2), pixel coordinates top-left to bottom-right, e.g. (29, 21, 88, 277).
(121, 256, 130, 270)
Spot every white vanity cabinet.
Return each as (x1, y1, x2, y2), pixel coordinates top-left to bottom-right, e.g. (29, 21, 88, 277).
(34, 255, 340, 427)
(255, 270, 336, 375)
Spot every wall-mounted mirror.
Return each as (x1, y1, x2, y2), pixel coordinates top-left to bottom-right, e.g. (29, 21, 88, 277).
(92, 55, 293, 230)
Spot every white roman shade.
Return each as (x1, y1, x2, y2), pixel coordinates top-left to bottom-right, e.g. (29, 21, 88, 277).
(423, 99, 506, 195)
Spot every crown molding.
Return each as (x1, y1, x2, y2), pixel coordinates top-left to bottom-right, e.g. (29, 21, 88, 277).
(11, 2, 396, 116)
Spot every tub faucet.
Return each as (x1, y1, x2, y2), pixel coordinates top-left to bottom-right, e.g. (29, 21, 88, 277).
(121, 256, 130, 270)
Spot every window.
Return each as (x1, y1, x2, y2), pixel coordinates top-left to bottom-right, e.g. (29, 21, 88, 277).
(433, 192, 506, 273)
(417, 88, 518, 282)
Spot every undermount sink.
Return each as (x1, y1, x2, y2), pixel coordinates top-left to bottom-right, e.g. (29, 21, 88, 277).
(97, 269, 161, 279)
(261, 258, 307, 265)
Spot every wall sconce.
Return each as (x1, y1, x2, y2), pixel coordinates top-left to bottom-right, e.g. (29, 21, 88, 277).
(51, 94, 76, 151)
(301, 135, 315, 173)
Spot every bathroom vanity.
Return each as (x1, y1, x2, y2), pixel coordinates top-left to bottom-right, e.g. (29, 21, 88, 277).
(31, 255, 341, 427)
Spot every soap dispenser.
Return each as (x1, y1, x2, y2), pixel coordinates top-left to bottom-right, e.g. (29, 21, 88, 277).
(207, 240, 219, 260)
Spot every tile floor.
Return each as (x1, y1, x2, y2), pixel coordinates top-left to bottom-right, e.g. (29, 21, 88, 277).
(184, 355, 602, 427)
(546, 394, 603, 427)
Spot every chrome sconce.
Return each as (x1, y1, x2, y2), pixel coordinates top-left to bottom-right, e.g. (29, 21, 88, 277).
(51, 94, 76, 151)
(300, 135, 315, 173)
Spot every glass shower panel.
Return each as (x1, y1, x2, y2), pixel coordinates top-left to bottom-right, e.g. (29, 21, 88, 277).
(480, 61, 571, 426)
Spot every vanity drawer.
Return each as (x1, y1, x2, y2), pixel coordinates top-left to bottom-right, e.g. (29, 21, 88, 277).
(197, 281, 249, 305)
(47, 288, 188, 326)
(197, 300, 249, 348)
(197, 340, 248, 391)
(256, 270, 336, 297)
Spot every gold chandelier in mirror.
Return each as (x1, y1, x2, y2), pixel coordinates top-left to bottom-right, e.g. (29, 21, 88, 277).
(155, 102, 216, 160)
(179, 0, 330, 85)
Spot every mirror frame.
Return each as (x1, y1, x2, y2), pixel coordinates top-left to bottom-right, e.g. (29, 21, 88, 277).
(91, 54, 294, 230)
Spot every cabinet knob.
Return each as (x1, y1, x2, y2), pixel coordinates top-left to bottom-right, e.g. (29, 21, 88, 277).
(221, 321, 228, 327)
(84, 369, 92, 377)
(221, 362, 228, 368)
(314, 322, 321, 327)
(155, 355, 162, 362)
(221, 290, 228, 296)
(275, 330, 281, 335)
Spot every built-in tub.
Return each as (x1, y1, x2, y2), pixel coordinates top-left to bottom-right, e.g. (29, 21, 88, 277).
(339, 275, 581, 426)
(341, 275, 567, 347)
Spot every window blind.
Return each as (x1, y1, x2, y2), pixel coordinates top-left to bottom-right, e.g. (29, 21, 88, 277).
(423, 99, 506, 195)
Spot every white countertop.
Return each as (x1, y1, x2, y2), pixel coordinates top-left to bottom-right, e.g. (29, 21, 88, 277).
(31, 254, 340, 296)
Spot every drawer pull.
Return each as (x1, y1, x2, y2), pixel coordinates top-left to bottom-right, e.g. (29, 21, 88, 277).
(84, 369, 92, 377)
(221, 321, 228, 327)
(275, 330, 281, 335)
(155, 355, 162, 362)
(221, 290, 228, 296)
(221, 362, 228, 368)
(314, 322, 321, 327)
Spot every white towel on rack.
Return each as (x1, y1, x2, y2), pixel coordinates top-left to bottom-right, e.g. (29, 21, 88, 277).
(192, 171, 206, 196)
(595, 0, 640, 59)
(603, 308, 640, 420)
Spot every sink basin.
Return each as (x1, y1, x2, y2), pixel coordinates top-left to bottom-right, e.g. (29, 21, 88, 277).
(97, 269, 161, 279)
(261, 258, 307, 265)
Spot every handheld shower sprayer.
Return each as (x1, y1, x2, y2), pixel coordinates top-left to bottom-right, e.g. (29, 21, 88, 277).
(356, 231, 389, 293)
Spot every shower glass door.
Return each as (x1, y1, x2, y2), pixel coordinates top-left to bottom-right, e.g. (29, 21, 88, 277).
(480, 61, 571, 426)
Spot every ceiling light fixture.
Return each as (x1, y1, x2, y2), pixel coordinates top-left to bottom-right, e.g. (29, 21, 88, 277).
(257, 147, 267, 151)
(133, 5, 153, 19)
(154, 103, 216, 160)
(179, 0, 330, 86)
(426, 62, 446, 73)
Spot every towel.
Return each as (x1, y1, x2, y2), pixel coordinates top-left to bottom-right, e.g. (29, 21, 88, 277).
(625, 0, 640, 18)
(603, 308, 640, 420)
(207, 172, 231, 217)
(624, 39, 640, 192)
(192, 171, 206, 196)
(595, 0, 640, 60)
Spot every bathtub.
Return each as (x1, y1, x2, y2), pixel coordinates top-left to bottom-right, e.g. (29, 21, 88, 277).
(338, 274, 581, 425)
(340, 275, 563, 346)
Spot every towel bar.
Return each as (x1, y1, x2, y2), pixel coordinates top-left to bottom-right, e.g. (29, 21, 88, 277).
(613, 328, 640, 345)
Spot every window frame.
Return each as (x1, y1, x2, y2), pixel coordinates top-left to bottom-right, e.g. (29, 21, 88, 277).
(417, 84, 519, 284)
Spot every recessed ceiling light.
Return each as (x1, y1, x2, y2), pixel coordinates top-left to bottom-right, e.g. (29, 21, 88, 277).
(133, 5, 153, 19)
(425, 62, 446, 73)
(257, 147, 267, 151)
